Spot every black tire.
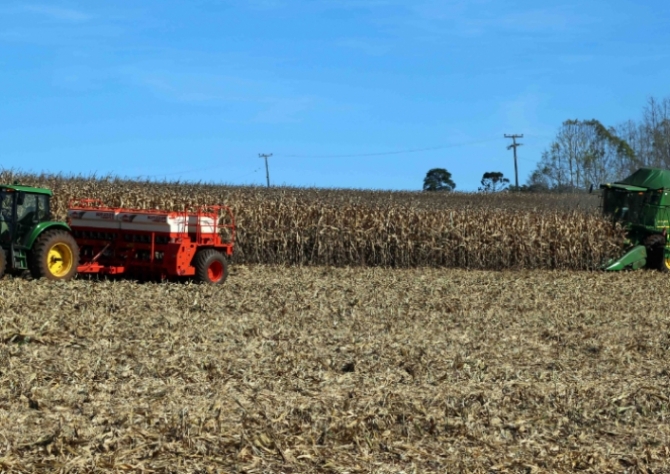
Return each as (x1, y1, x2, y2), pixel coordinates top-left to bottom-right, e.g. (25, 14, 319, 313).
(29, 230, 79, 281)
(658, 251, 670, 273)
(0, 247, 6, 280)
(193, 249, 228, 284)
(644, 234, 669, 272)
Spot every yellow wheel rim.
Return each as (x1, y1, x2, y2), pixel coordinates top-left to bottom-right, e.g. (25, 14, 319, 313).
(665, 257, 670, 271)
(47, 243, 73, 278)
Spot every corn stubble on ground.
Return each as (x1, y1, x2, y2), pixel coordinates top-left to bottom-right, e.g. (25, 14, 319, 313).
(1, 267, 670, 472)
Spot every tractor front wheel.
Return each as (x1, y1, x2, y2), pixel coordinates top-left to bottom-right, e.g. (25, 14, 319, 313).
(0, 248, 6, 280)
(194, 249, 228, 284)
(30, 230, 79, 281)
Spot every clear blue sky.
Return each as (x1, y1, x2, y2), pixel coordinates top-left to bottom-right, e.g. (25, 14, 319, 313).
(1, 1, 669, 191)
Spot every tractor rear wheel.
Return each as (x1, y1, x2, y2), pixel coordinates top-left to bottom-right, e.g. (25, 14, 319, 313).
(0, 248, 6, 280)
(194, 249, 228, 284)
(29, 230, 79, 281)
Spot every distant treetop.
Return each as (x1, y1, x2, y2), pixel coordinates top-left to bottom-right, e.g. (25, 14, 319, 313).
(423, 168, 456, 192)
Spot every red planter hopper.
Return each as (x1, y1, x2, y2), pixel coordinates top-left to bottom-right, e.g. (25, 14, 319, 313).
(67, 199, 235, 283)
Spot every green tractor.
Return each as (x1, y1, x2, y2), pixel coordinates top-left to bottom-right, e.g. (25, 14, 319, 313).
(601, 168, 670, 271)
(0, 184, 79, 280)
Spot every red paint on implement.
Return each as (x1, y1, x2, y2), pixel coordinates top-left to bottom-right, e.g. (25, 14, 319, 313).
(207, 260, 224, 282)
(67, 199, 235, 282)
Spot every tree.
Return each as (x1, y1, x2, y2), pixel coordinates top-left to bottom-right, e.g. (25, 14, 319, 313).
(479, 171, 510, 192)
(529, 119, 635, 191)
(423, 168, 456, 191)
(616, 97, 670, 171)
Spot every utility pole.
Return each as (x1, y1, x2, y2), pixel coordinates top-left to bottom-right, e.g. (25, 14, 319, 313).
(504, 134, 523, 189)
(259, 153, 272, 187)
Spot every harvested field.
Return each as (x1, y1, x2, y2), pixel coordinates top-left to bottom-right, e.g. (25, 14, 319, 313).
(0, 172, 624, 270)
(1, 267, 670, 473)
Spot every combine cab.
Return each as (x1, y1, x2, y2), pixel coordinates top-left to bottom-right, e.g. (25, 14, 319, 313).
(601, 168, 670, 271)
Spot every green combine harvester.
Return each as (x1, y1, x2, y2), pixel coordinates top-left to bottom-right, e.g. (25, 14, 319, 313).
(601, 168, 670, 271)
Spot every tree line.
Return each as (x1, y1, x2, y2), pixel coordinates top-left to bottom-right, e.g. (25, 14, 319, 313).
(423, 168, 510, 193)
(423, 95, 670, 193)
(528, 95, 670, 192)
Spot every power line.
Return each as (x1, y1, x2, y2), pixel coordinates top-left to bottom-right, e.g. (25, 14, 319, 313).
(235, 166, 263, 181)
(123, 136, 512, 183)
(504, 134, 523, 189)
(277, 137, 503, 159)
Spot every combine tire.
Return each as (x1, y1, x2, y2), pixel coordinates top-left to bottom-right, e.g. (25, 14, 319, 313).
(29, 230, 79, 281)
(644, 234, 670, 272)
(0, 248, 6, 279)
(659, 253, 670, 273)
(194, 249, 228, 284)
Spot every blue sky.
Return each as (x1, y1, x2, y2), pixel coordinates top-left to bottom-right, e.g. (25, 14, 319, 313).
(1, 1, 669, 191)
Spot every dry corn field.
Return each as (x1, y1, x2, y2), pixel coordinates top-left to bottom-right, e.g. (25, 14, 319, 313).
(1, 267, 670, 473)
(0, 172, 624, 270)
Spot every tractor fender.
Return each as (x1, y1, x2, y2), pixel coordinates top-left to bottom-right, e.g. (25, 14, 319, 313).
(23, 222, 72, 249)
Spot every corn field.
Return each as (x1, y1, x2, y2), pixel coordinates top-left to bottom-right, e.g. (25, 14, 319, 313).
(0, 171, 625, 270)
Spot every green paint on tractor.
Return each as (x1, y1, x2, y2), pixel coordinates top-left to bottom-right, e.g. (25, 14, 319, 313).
(601, 168, 670, 271)
(0, 184, 77, 279)
(23, 221, 72, 248)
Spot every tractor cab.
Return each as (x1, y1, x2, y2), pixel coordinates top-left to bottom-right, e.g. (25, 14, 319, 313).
(0, 184, 79, 280)
(600, 168, 670, 271)
(0, 185, 53, 246)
